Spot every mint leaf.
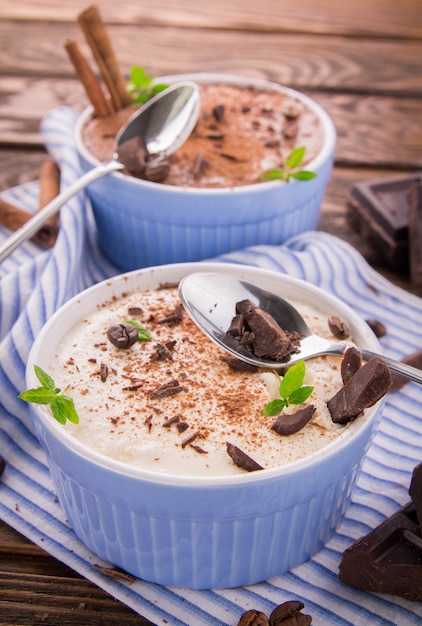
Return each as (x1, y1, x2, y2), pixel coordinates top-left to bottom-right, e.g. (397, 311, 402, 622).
(18, 388, 57, 404)
(285, 146, 305, 169)
(50, 396, 79, 425)
(263, 398, 288, 417)
(124, 319, 151, 342)
(260, 146, 317, 184)
(263, 360, 314, 416)
(292, 170, 317, 181)
(34, 364, 56, 391)
(19, 366, 79, 425)
(128, 66, 169, 104)
(278, 360, 305, 398)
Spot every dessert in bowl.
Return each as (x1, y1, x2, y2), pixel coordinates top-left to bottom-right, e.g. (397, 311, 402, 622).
(75, 73, 336, 272)
(24, 262, 388, 589)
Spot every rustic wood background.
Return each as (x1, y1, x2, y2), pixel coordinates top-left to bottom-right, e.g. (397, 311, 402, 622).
(0, 1, 421, 623)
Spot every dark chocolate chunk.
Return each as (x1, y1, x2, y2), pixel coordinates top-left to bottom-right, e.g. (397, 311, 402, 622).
(341, 346, 362, 384)
(409, 462, 422, 532)
(212, 104, 225, 122)
(176, 421, 189, 433)
(390, 349, 422, 391)
(365, 318, 387, 338)
(116, 136, 146, 176)
(158, 304, 184, 325)
(409, 182, 422, 287)
(219, 356, 258, 372)
(269, 600, 312, 626)
(233, 299, 301, 361)
(271, 405, 315, 436)
(237, 610, 269, 626)
(339, 501, 422, 601)
(181, 431, 199, 448)
(328, 357, 392, 424)
(107, 323, 138, 349)
(328, 315, 350, 339)
(143, 157, 170, 182)
(226, 442, 263, 472)
(227, 313, 245, 338)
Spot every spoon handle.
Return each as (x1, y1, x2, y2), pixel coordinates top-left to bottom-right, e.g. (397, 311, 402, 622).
(0, 160, 123, 264)
(360, 348, 422, 384)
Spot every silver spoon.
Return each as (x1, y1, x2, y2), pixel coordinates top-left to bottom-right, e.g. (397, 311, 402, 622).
(179, 272, 422, 384)
(0, 81, 201, 264)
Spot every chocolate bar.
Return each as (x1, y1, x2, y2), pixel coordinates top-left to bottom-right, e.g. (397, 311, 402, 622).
(339, 462, 422, 600)
(409, 182, 422, 287)
(347, 172, 422, 271)
(339, 501, 422, 600)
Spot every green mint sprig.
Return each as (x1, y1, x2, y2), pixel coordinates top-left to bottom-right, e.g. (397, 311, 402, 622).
(18, 365, 79, 425)
(128, 66, 169, 104)
(124, 319, 152, 342)
(260, 146, 317, 183)
(263, 360, 314, 416)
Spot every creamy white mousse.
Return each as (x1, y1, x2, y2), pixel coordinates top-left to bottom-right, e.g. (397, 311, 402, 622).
(49, 286, 351, 477)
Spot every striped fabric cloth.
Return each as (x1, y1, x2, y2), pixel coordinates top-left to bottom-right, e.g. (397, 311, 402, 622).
(0, 106, 421, 625)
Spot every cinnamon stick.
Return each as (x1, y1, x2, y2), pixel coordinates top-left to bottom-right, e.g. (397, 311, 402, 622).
(0, 159, 61, 249)
(77, 5, 131, 111)
(65, 39, 114, 117)
(0, 197, 57, 249)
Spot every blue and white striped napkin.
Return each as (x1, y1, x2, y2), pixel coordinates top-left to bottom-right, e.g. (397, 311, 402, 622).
(0, 106, 421, 625)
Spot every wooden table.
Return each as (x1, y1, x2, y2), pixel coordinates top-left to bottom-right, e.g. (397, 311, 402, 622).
(0, 1, 421, 623)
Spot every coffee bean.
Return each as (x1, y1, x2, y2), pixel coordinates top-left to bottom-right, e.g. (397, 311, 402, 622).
(107, 323, 138, 349)
(328, 315, 350, 339)
(237, 609, 270, 626)
(269, 600, 312, 625)
(365, 318, 387, 338)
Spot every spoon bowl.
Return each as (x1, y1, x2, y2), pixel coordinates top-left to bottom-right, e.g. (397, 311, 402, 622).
(179, 272, 422, 384)
(0, 81, 201, 264)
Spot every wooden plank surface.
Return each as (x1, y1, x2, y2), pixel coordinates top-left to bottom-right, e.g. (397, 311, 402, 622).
(1, 0, 421, 38)
(0, 1, 421, 623)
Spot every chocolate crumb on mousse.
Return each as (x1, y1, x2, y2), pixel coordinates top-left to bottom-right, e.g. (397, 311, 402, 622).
(226, 442, 263, 472)
(228, 299, 301, 361)
(149, 379, 186, 398)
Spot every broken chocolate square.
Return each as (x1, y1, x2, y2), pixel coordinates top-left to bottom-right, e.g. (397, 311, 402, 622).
(340, 462, 422, 601)
(347, 173, 422, 270)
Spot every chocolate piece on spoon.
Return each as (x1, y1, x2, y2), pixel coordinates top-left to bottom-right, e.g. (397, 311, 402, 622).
(328, 356, 392, 424)
(341, 346, 362, 384)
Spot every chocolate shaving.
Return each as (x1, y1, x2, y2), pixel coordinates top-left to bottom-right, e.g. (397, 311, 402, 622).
(149, 379, 185, 398)
(150, 341, 176, 362)
(144, 415, 153, 432)
(190, 444, 208, 454)
(226, 442, 263, 472)
(158, 304, 184, 326)
(328, 315, 350, 339)
(162, 414, 180, 428)
(192, 150, 209, 179)
(341, 346, 362, 384)
(271, 405, 315, 436)
(181, 431, 199, 448)
(122, 382, 143, 391)
(176, 421, 189, 433)
(128, 306, 143, 316)
(100, 362, 108, 382)
(328, 357, 392, 424)
(220, 152, 242, 162)
(219, 356, 258, 372)
(282, 119, 299, 140)
(231, 299, 301, 361)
